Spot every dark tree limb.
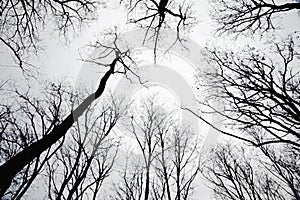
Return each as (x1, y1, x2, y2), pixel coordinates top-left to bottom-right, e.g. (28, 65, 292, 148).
(0, 53, 122, 197)
(211, 0, 300, 35)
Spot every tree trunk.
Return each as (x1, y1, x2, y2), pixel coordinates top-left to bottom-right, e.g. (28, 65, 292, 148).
(0, 59, 117, 197)
(144, 170, 150, 200)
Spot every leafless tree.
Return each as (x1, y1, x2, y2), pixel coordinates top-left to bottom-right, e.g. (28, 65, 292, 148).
(0, 33, 136, 197)
(0, 0, 100, 68)
(210, 0, 300, 35)
(45, 95, 125, 200)
(152, 125, 200, 200)
(196, 36, 300, 147)
(111, 158, 145, 200)
(259, 144, 300, 199)
(169, 128, 200, 200)
(128, 98, 165, 200)
(202, 142, 300, 200)
(0, 80, 74, 199)
(195, 33, 300, 200)
(111, 96, 201, 200)
(121, 0, 196, 60)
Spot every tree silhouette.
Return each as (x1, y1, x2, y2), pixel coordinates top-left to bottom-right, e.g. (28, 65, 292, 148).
(45, 96, 124, 200)
(111, 96, 200, 200)
(202, 142, 300, 200)
(0, 34, 135, 197)
(0, 80, 70, 199)
(197, 37, 300, 147)
(0, 0, 99, 68)
(211, 0, 300, 35)
(122, 0, 196, 60)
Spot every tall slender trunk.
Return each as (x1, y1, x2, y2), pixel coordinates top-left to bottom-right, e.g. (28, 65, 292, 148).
(176, 166, 180, 200)
(159, 135, 171, 200)
(144, 170, 150, 200)
(66, 156, 94, 200)
(0, 59, 117, 197)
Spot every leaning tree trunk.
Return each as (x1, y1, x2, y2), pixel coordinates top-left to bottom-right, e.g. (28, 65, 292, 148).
(0, 59, 118, 197)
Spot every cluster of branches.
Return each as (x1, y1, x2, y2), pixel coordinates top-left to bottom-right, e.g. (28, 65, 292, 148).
(111, 96, 201, 200)
(199, 37, 300, 147)
(121, 0, 196, 60)
(198, 41, 300, 198)
(202, 142, 300, 200)
(196, 0, 300, 199)
(210, 0, 300, 35)
(0, 0, 197, 67)
(0, 76, 127, 199)
(45, 95, 125, 200)
(0, 80, 76, 199)
(0, 0, 99, 67)
(197, 11, 300, 200)
(0, 33, 135, 198)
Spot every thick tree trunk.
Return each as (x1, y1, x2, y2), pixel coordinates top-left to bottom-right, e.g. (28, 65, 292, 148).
(0, 59, 117, 197)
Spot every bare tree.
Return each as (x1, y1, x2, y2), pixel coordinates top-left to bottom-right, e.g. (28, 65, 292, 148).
(0, 0, 100, 68)
(152, 111, 174, 200)
(128, 98, 165, 200)
(202, 142, 300, 200)
(210, 0, 300, 35)
(111, 96, 201, 200)
(121, 0, 196, 60)
(111, 158, 145, 200)
(196, 36, 300, 147)
(259, 144, 300, 199)
(0, 33, 136, 197)
(152, 125, 200, 200)
(0, 80, 74, 199)
(169, 128, 200, 200)
(195, 33, 300, 200)
(45, 95, 125, 200)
